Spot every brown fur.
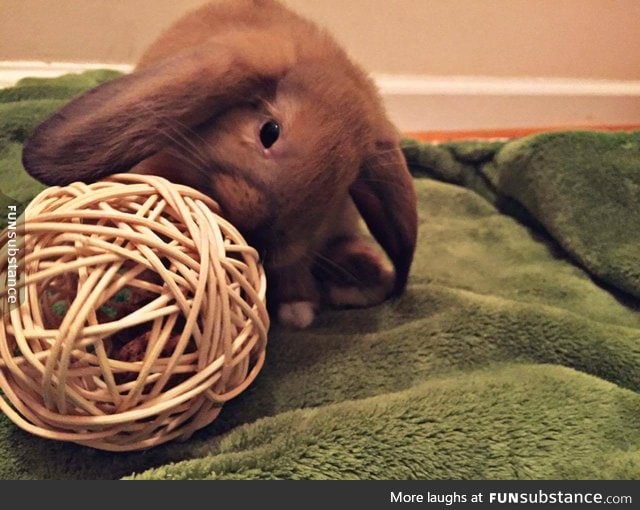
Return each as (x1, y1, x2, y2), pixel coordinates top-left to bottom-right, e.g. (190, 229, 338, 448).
(22, 0, 418, 328)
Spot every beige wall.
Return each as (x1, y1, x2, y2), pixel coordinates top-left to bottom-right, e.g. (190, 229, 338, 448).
(1, 0, 639, 80)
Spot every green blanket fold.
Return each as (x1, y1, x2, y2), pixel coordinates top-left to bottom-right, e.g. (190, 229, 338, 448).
(1, 72, 639, 480)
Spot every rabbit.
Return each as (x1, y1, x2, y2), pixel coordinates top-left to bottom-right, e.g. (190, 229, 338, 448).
(21, 0, 417, 329)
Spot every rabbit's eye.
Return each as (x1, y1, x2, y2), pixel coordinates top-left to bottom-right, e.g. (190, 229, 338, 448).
(259, 121, 280, 149)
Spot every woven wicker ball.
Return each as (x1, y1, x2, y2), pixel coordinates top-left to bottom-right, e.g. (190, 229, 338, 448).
(0, 173, 269, 451)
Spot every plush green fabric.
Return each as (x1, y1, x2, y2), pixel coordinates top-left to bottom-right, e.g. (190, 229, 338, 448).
(1, 72, 639, 480)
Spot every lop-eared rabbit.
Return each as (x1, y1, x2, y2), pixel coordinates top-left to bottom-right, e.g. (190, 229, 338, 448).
(22, 0, 417, 328)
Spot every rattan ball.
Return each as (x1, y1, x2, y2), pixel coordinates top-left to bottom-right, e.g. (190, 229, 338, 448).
(0, 173, 269, 451)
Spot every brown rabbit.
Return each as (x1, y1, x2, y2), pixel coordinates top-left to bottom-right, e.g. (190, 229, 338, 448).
(22, 0, 417, 328)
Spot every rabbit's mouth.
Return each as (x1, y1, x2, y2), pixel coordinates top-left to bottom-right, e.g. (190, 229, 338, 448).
(259, 239, 310, 270)
(203, 167, 273, 224)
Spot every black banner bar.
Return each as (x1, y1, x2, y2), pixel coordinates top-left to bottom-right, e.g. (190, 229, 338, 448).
(1, 480, 638, 510)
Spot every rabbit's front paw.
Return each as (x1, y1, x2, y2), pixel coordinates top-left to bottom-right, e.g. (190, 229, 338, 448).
(319, 236, 394, 308)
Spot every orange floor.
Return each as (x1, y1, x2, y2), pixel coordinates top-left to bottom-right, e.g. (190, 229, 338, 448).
(406, 124, 640, 142)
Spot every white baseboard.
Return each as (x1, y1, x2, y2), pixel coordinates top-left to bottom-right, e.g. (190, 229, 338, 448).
(377, 74, 640, 132)
(2, 61, 640, 132)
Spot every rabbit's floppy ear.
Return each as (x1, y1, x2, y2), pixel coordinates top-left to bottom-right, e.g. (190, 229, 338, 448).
(350, 137, 418, 296)
(23, 29, 296, 185)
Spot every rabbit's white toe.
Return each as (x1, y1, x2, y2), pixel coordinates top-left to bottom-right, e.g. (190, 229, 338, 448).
(278, 301, 316, 329)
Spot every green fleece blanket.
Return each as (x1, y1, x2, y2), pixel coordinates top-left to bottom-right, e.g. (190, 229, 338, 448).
(1, 71, 639, 480)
